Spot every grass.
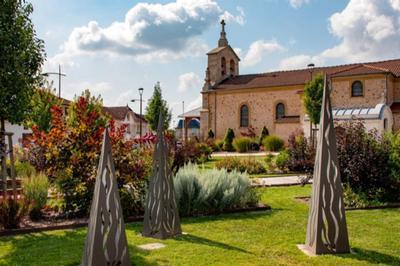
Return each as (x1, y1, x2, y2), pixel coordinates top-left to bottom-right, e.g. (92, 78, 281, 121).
(0, 185, 399, 265)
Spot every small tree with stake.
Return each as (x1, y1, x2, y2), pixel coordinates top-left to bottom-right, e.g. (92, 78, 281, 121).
(303, 73, 324, 145)
(0, 0, 45, 201)
(0, 0, 45, 133)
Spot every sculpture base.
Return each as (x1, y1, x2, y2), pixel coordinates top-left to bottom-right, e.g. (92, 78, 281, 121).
(297, 244, 316, 257)
(297, 244, 354, 256)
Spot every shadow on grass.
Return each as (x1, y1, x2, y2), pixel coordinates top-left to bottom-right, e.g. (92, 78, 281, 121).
(0, 228, 154, 266)
(175, 233, 252, 254)
(180, 208, 276, 225)
(339, 247, 400, 265)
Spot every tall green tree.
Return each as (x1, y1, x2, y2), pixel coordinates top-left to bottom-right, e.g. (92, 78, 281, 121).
(303, 73, 324, 142)
(0, 0, 45, 131)
(145, 82, 171, 131)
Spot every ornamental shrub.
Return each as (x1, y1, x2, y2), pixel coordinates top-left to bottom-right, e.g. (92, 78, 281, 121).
(174, 164, 260, 216)
(0, 198, 28, 229)
(285, 130, 315, 174)
(172, 141, 212, 174)
(223, 128, 235, 151)
(207, 129, 215, 139)
(263, 135, 284, 152)
(215, 157, 265, 174)
(233, 137, 252, 153)
(336, 121, 398, 203)
(259, 126, 269, 145)
(275, 150, 290, 172)
(27, 90, 152, 217)
(22, 172, 49, 220)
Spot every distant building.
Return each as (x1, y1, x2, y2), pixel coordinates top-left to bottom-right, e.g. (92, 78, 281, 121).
(200, 20, 400, 141)
(103, 105, 150, 139)
(176, 107, 201, 142)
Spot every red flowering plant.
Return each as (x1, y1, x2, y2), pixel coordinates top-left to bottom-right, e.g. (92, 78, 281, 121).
(28, 90, 152, 218)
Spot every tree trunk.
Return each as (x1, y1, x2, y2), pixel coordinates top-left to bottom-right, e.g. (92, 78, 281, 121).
(0, 118, 6, 198)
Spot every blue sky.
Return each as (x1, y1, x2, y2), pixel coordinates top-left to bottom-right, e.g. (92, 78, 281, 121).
(30, 0, 400, 126)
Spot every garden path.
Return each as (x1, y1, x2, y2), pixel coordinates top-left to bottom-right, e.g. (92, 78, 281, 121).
(252, 175, 312, 187)
(211, 151, 278, 157)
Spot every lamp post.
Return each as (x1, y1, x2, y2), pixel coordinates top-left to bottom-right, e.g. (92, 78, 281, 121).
(131, 87, 144, 138)
(42, 64, 66, 98)
(138, 87, 144, 138)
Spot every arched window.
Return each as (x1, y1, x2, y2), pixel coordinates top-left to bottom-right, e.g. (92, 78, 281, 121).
(230, 59, 235, 75)
(221, 57, 226, 76)
(351, 81, 363, 97)
(240, 104, 249, 127)
(276, 103, 285, 120)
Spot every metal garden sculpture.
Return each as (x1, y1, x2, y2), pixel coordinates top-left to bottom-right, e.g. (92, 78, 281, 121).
(142, 113, 182, 239)
(302, 75, 350, 255)
(82, 129, 131, 266)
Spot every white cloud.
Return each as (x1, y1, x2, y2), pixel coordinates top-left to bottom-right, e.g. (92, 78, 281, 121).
(178, 72, 201, 92)
(220, 6, 246, 25)
(242, 40, 284, 67)
(278, 0, 400, 70)
(288, 0, 310, 9)
(51, 0, 244, 65)
(187, 94, 202, 110)
(278, 54, 324, 70)
(322, 0, 400, 62)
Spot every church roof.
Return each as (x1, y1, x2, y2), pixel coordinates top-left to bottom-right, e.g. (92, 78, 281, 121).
(213, 58, 400, 90)
(207, 45, 240, 61)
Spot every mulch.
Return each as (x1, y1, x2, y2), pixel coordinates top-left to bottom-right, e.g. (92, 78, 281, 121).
(0, 204, 271, 237)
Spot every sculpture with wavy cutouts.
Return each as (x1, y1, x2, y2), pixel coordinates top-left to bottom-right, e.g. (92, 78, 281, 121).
(304, 75, 350, 255)
(82, 129, 131, 266)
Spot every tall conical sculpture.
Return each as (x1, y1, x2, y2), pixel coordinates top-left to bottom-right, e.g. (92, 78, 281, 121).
(82, 129, 131, 266)
(142, 113, 182, 239)
(303, 75, 350, 255)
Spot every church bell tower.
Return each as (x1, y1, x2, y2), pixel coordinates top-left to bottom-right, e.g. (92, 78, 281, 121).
(203, 20, 240, 90)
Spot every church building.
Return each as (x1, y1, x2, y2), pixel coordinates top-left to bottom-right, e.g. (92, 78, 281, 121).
(200, 21, 400, 141)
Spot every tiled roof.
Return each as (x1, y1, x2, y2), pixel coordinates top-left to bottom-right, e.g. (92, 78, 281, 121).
(207, 45, 240, 60)
(103, 106, 130, 120)
(214, 58, 400, 90)
(103, 106, 146, 122)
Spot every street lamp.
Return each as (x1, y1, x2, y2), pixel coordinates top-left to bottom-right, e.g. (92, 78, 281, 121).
(138, 88, 144, 138)
(131, 87, 144, 138)
(42, 64, 66, 98)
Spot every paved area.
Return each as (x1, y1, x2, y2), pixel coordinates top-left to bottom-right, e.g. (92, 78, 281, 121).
(137, 243, 166, 251)
(211, 151, 278, 157)
(251, 175, 312, 187)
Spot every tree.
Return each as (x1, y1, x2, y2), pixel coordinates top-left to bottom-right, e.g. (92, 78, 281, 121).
(223, 128, 235, 151)
(145, 82, 171, 131)
(207, 129, 215, 139)
(303, 73, 324, 143)
(259, 126, 269, 145)
(0, 0, 45, 130)
(24, 84, 62, 132)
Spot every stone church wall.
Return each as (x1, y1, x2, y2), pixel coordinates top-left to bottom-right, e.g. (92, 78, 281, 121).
(210, 86, 303, 142)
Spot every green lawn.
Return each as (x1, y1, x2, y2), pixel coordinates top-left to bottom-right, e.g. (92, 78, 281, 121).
(1, 186, 399, 265)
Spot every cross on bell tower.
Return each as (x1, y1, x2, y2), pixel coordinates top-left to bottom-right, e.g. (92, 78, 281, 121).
(218, 19, 228, 47)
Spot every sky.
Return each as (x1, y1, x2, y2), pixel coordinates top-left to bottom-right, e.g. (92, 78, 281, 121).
(30, 0, 400, 126)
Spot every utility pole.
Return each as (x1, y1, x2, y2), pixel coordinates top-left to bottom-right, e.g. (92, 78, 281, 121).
(43, 64, 66, 98)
